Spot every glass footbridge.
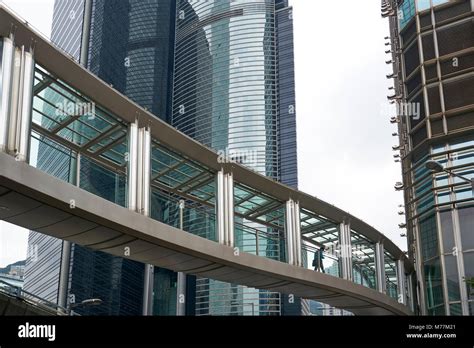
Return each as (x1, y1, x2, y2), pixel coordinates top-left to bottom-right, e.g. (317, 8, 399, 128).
(0, 5, 413, 315)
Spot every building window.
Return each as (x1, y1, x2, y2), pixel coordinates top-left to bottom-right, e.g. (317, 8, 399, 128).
(458, 207, 474, 251)
(424, 258, 445, 314)
(419, 214, 439, 261)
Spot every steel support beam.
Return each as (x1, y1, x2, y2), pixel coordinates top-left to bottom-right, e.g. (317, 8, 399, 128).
(137, 126, 153, 315)
(376, 242, 386, 294)
(6, 44, 34, 161)
(176, 199, 187, 316)
(397, 259, 406, 305)
(285, 200, 295, 265)
(128, 121, 139, 212)
(216, 169, 234, 247)
(0, 36, 14, 151)
(80, 0, 92, 67)
(226, 172, 234, 248)
(293, 201, 302, 267)
(285, 199, 302, 266)
(340, 220, 353, 281)
(127, 123, 154, 315)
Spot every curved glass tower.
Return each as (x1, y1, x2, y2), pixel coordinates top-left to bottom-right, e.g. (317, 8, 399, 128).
(385, 0, 474, 315)
(172, 0, 296, 315)
(173, 0, 279, 177)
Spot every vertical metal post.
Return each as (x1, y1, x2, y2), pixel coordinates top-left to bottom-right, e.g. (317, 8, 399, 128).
(376, 242, 386, 294)
(57, 241, 71, 311)
(397, 259, 407, 305)
(293, 201, 302, 267)
(176, 199, 186, 316)
(223, 172, 229, 245)
(340, 221, 352, 281)
(142, 264, 154, 315)
(217, 170, 225, 245)
(285, 200, 294, 265)
(407, 273, 415, 312)
(80, 0, 93, 67)
(226, 172, 234, 248)
(59, 6, 93, 310)
(452, 209, 470, 315)
(7, 45, 34, 162)
(0, 36, 14, 151)
(7, 47, 21, 154)
(339, 222, 347, 278)
(127, 121, 138, 211)
(17, 50, 33, 161)
(413, 224, 427, 314)
(137, 126, 153, 316)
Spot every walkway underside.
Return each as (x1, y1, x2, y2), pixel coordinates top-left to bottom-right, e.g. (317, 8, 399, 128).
(0, 153, 411, 315)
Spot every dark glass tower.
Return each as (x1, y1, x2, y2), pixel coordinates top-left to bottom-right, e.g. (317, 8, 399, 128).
(24, 0, 178, 315)
(384, 0, 474, 316)
(24, 0, 299, 316)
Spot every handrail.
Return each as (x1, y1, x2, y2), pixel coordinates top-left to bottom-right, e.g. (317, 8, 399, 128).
(0, 279, 68, 315)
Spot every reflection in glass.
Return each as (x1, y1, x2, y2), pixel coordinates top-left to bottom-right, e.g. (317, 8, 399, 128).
(424, 258, 445, 315)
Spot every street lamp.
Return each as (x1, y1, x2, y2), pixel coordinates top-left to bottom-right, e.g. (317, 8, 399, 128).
(425, 160, 474, 195)
(68, 298, 103, 315)
(425, 160, 444, 173)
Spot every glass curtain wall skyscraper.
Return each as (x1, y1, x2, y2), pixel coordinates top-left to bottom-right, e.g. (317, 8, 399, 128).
(384, 0, 474, 315)
(24, 0, 298, 316)
(172, 0, 298, 315)
(24, 0, 179, 315)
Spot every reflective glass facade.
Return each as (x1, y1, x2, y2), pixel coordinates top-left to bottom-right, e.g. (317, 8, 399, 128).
(172, 0, 298, 316)
(411, 139, 474, 315)
(388, 0, 474, 315)
(26, 63, 144, 315)
(22, 0, 299, 317)
(173, 0, 279, 177)
(88, 0, 175, 121)
(24, 0, 179, 316)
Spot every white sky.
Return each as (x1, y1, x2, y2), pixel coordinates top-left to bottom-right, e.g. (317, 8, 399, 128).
(0, 0, 406, 267)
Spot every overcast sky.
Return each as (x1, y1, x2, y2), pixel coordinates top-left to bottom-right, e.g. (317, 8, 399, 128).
(0, 0, 405, 267)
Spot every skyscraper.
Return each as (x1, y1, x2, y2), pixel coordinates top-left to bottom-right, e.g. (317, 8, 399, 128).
(172, 0, 298, 315)
(383, 0, 474, 315)
(24, 0, 299, 316)
(25, 0, 179, 315)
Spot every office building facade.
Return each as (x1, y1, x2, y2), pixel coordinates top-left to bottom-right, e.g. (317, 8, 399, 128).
(384, 0, 474, 315)
(25, 0, 179, 315)
(24, 0, 299, 316)
(172, 0, 298, 315)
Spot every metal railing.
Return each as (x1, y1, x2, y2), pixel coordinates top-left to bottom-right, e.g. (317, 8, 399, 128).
(0, 279, 67, 315)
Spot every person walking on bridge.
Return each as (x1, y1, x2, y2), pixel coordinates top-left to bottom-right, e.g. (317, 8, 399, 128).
(313, 245, 326, 273)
